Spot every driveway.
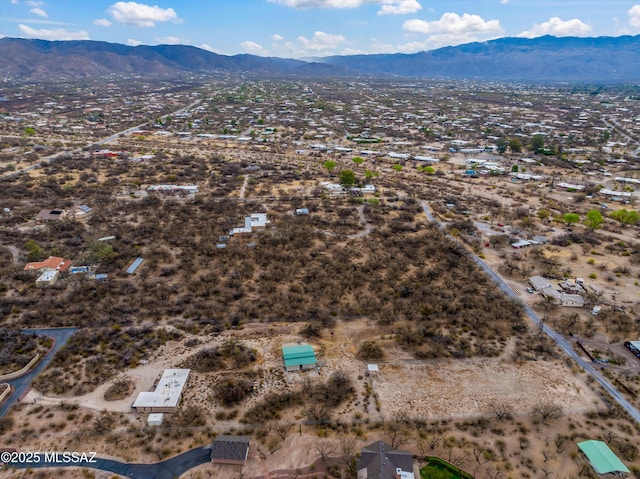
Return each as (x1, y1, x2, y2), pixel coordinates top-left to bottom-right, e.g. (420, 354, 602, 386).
(0, 327, 77, 419)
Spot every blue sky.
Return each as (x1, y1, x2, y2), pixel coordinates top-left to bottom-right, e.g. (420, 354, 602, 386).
(2, 0, 640, 57)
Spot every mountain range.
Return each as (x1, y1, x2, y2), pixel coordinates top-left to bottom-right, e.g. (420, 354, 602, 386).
(2, 35, 640, 83)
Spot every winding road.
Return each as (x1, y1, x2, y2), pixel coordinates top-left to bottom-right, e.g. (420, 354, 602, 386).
(0, 327, 77, 419)
(8, 445, 212, 478)
(420, 200, 640, 423)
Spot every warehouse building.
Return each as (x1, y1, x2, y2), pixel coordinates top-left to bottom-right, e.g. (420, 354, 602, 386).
(577, 440, 630, 475)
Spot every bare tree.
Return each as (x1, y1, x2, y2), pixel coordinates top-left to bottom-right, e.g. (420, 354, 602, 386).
(488, 401, 514, 421)
(274, 422, 293, 441)
(532, 403, 563, 423)
(315, 441, 337, 462)
(339, 436, 358, 477)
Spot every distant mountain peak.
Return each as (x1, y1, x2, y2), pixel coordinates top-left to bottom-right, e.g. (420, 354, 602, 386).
(2, 35, 640, 82)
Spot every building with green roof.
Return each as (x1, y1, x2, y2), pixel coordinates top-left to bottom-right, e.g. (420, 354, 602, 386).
(577, 440, 630, 475)
(282, 344, 317, 372)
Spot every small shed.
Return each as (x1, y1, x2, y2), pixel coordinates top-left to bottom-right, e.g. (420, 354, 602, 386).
(282, 344, 317, 372)
(210, 435, 250, 465)
(126, 257, 144, 275)
(147, 413, 164, 426)
(367, 364, 379, 376)
(577, 440, 630, 475)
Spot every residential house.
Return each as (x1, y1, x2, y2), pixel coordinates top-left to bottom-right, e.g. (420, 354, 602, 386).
(229, 213, 269, 236)
(528, 276, 552, 292)
(132, 369, 190, 413)
(36, 270, 59, 287)
(24, 256, 72, 273)
(357, 441, 415, 479)
(210, 435, 251, 465)
(541, 287, 585, 307)
(73, 204, 93, 219)
(36, 209, 67, 222)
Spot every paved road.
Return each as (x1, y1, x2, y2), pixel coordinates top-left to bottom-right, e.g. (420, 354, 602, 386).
(0, 328, 77, 419)
(7, 444, 212, 478)
(420, 200, 640, 423)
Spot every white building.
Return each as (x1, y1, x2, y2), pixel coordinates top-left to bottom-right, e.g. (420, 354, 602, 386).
(132, 369, 190, 413)
(36, 270, 59, 287)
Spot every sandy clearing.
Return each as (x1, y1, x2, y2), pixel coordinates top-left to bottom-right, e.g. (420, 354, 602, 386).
(374, 359, 600, 419)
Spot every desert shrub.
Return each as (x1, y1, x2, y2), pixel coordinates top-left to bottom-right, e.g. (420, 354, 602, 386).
(214, 377, 254, 407)
(357, 340, 385, 360)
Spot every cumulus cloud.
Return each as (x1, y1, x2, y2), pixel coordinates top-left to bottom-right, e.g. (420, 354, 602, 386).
(297, 30, 346, 51)
(403, 12, 501, 35)
(400, 12, 503, 50)
(378, 0, 421, 15)
(518, 17, 592, 38)
(30, 7, 47, 17)
(198, 43, 222, 53)
(108, 1, 179, 28)
(272, 33, 284, 41)
(18, 23, 89, 40)
(269, 0, 421, 15)
(127, 38, 142, 46)
(629, 5, 640, 29)
(93, 18, 112, 27)
(241, 40, 269, 56)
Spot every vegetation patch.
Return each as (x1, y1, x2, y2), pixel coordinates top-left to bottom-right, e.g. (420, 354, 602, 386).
(32, 326, 181, 395)
(0, 330, 52, 375)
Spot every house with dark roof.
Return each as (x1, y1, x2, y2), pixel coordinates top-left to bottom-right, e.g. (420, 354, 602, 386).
(357, 441, 415, 479)
(210, 435, 250, 465)
(36, 209, 67, 222)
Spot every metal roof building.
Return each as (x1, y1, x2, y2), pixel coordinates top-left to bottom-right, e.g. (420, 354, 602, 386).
(282, 344, 317, 372)
(126, 257, 144, 275)
(577, 440, 630, 475)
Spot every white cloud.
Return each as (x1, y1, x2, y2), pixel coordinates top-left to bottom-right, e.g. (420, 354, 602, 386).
(399, 12, 503, 51)
(18, 23, 89, 40)
(378, 0, 421, 16)
(518, 17, 592, 38)
(500, 0, 510, 3)
(94, 18, 112, 27)
(156, 35, 183, 44)
(269, 0, 421, 15)
(26, 0, 44, 6)
(127, 38, 142, 46)
(629, 5, 640, 29)
(297, 30, 346, 51)
(241, 40, 269, 56)
(198, 43, 223, 54)
(30, 7, 47, 17)
(403, 13, 501, 36)
(108, 2, 179, 28)
(272, 33, 284, 41)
